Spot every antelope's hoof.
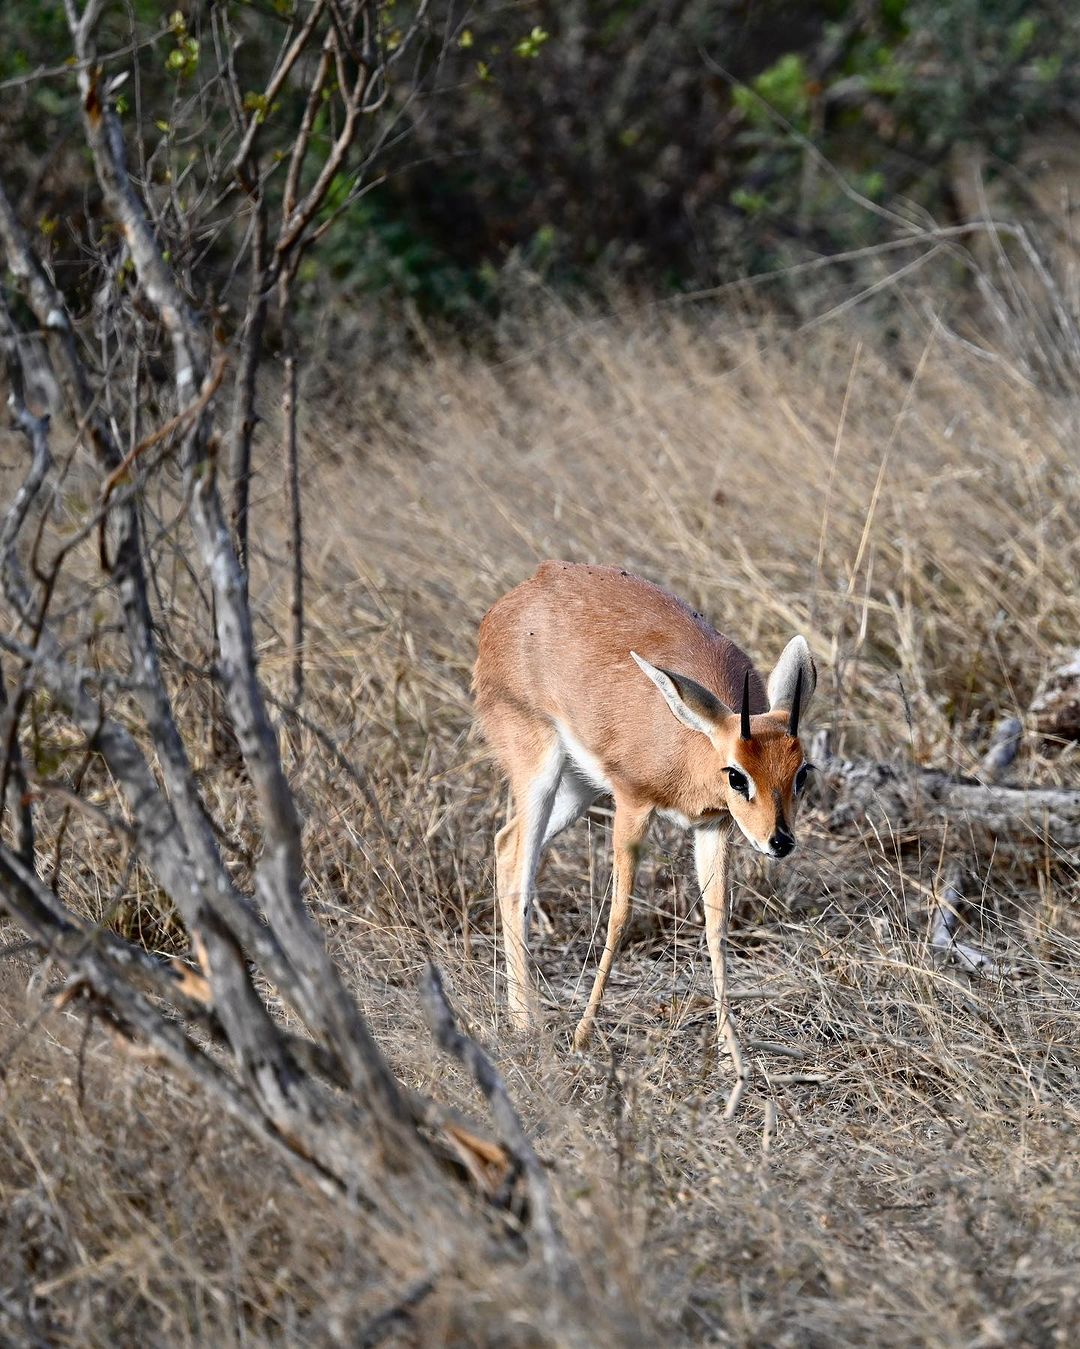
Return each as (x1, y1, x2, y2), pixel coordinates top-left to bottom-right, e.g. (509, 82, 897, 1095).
(571, 1023, 593, 1054)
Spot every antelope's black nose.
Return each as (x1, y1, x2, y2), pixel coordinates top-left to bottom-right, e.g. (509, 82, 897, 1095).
(769, 831, 795, 859)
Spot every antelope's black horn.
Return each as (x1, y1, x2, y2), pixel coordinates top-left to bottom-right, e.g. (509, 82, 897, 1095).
(740, 669, 752, 740)
(789, 667, 803, 738)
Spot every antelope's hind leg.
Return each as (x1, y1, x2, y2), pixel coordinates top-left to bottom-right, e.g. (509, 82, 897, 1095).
(528, 770, 597, 936)
(493, 728, 564, 1031)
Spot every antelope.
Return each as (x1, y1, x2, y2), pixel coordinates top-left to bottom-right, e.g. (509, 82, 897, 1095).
(473, 561, 817, 1115)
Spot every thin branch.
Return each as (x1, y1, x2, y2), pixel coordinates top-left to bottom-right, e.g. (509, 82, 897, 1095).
(100, 351, 228, 504)
(230, 0, 332, 178)
(229, 195, 269, 588)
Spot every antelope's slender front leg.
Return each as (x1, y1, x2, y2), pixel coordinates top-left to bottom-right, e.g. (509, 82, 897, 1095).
(695, 821, 747, 1118)
(572, 797, 652, 1051)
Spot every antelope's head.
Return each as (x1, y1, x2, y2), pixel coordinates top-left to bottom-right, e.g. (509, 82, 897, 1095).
(631, 637, 817, 857)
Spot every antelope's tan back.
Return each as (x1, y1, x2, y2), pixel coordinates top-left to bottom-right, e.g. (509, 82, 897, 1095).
(474, 561, 766, 806)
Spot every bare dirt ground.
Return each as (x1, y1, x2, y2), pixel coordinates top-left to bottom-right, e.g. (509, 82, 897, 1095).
(2, 296, 1079, 1344)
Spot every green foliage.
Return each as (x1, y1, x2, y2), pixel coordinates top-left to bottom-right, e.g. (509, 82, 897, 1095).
(316, 193, 487, 319)
(165, 10, 199, 78)
(513, 26, 550, 60)
(734, 53, 811, 130)
(388, 0, 1080, 300)
(242, 90, 273, 124)
(3, 0, 1080, 319)
(730, 187, 769, 216)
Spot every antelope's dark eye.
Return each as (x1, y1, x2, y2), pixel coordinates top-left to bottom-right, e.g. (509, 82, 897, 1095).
(726, 767, 750, 798)
(794, 763, 813, 795)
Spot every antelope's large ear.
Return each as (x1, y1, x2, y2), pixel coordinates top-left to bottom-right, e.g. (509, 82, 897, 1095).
(630, 651, 730, 737)
(766, 636, 817, 734)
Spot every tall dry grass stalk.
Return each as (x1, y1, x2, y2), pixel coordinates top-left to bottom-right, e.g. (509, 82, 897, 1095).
(2, 285, 1079, 1344)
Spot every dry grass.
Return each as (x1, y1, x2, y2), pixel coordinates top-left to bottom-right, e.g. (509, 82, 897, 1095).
(3, 284, 1080, 1345)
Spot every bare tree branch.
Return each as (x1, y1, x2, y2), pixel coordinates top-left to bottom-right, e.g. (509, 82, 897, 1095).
(420, 964, 576, 1282)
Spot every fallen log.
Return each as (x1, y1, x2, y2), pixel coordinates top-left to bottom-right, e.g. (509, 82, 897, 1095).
(816, 739, 1080, 850)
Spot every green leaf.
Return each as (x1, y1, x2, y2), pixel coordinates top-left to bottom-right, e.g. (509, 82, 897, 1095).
(730, 187, 768, 215)
(1008, 17, 1037, 60)
(513, 26, 549, 60)
(243, 89, 270, 123)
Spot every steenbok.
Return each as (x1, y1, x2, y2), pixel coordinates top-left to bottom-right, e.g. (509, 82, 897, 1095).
(474, 561, 817, 1115)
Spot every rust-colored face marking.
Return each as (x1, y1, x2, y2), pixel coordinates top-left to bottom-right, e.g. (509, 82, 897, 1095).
(724, 714, 806, 854)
